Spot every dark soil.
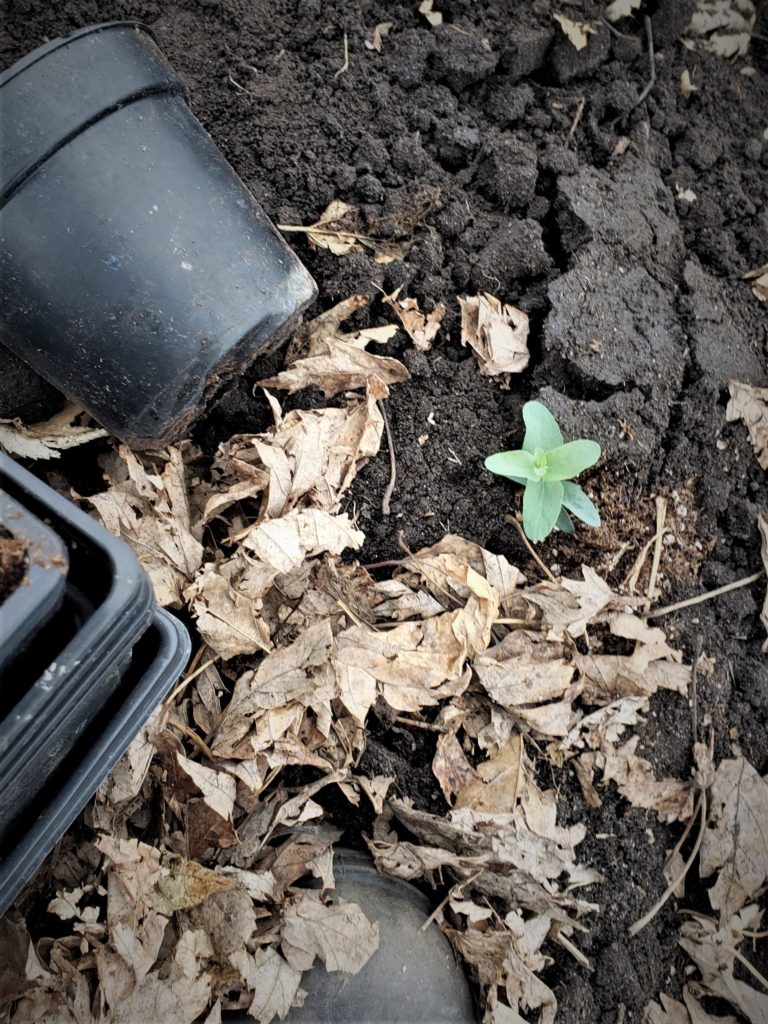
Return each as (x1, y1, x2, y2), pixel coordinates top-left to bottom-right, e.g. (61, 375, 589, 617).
(2, 1, 768, 1020)
(0, 528, 27, 604)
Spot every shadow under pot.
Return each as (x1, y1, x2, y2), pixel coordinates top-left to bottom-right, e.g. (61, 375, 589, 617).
(0, 21, 317, 447)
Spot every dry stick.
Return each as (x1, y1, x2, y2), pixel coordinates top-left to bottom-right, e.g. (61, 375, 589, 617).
(626, 15, 656, 115)
(169, 717, 217, 761)
(334, 31, 349, 79)
(378, 399, 397, 515)
(567, 95, 586, 141)
(644, 495, 667, 612)
(505, 514, 557, 584)
(394, 715, 446, 733)
(646, 570, 765, 619)
(629, 793, 707, 936)
(623, 532, 658, 594)
(690, 634, 703, 743)
(165, 655, 218, 706)
(721, 944, 768, 993)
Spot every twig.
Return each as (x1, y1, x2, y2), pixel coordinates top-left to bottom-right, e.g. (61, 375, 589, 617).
(552, 924, 592, 970)
(567, 96, 586, 141)
(721, 944, 768, 992)
(505, 514, 557, 584)
(644, 496, 667, 612)
(600, 18, 638, 41)
(169, 717, 217, 761)
(363, 558, 406, 570)
(623, 532, 658, 594)
(334, 31, 349, 79)
(394, 715, 447, 733)
(691, 634, 703, 743)
(629, 793, 707, 936)
(228, 74, 251, 94)
(625, 16, 656, 115)
(378, 399, 397, 515)
(646, 571, 765, 619)
(165, 656, 218, 705)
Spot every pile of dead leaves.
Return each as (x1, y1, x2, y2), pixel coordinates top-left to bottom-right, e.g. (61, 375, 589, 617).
(1, 297, 766, 1024)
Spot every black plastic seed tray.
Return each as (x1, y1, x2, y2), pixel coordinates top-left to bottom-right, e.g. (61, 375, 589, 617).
(0, 608, 190, 912)
(0, 452, 155, 844)
(0, 488, 68, 674)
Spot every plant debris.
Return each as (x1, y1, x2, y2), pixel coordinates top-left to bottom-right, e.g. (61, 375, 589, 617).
(726, 378, 768, 470)
(552, 13, 596, 51)
(458, 293, 530, 380)
(0, 403, 106, 461)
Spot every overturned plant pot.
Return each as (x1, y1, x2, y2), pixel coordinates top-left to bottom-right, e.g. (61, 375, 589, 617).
(229, 849, 478, 1024)
(0, 22, 317, 447)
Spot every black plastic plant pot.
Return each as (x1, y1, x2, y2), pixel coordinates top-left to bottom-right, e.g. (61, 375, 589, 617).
(0, 22, 317, 447)
(0, 608, 190, 913)
(282, 849, 478, 1023)
(0, 488, 68, 675)
(0, 453, 155, 844)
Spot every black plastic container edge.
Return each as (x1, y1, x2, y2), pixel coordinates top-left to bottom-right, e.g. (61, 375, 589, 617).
(0, 488, 68, 673)
(0, 608, 190, 914)
(0, 453, 155, 833)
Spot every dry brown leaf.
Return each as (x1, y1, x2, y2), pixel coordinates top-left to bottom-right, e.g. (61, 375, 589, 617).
(401, 534, 526, 615)
(759, 511, 768, 652)
(258, 296, 408, 397)
(89, 445, 203, 607)
(186, 560, 271, 660)
(726, 379, 768, 470)
(606, 0, 641, 19)
(365, 21, 393, 51)
(744, 262, 768, 301)
(384, 288, 446, 351)
(458, 293, 530, 378)
(454, 733, 523, 814)
(281, 890, 379, 973)
(643, 994, 693, 1023)
(559, 696, 648, 753)
(230, 946, 303, 1023)
(685, 0, 756, 59)
(473, 631, 575, 709)
(176, 753, 237, 821)
(280, 199, 363, 256)
(419, 0, 443, 26)
(580, 736, 694, 823)
(433, 731, 480, 805)
(525, 566, 618, 642)
(0, 402, 107, 460)
(238, 509, 364, 574)
(553, 13, 597, 50)
(699, 755, 768, 922)
(333, 564, 497, 717)
(679, 906, 768, 1022)
(211, 621, 333, 758)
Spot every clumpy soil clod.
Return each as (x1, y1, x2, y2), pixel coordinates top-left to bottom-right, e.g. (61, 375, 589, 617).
(2, 1, 768, 1020)
(0, 528, 27, 605)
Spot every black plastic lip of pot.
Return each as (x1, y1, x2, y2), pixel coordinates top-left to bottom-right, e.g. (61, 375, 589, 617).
(0, 21, 184, 208)
(0, 488, 68, 674)
(0, 607, 191, 914)
(0, 454, 155, 840)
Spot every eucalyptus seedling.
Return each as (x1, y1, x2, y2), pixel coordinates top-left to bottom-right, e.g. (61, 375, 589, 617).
(485, 401, 601, 543)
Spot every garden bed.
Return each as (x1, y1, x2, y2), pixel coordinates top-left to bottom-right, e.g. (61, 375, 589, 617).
(1, 1, 767, 1022)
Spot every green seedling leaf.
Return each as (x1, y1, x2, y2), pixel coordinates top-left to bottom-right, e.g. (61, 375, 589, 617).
(555, 507, 575, 533)
(484, 450, 538, 481)
(561, 481, 600, 527)
(523, 479, 564, 542)
(543, 440, 601, 481)
(522, 400, 563, 454)
(485, 401, 602, 543)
